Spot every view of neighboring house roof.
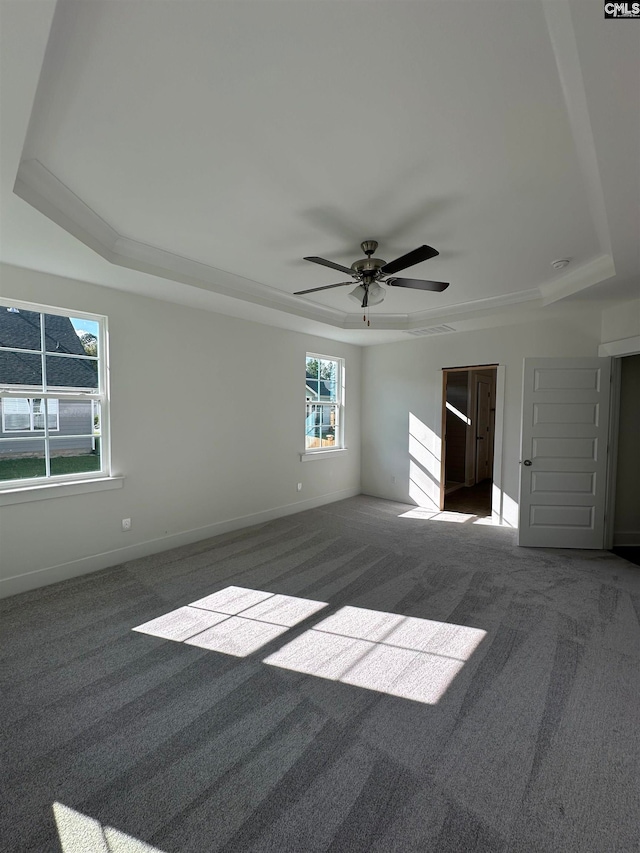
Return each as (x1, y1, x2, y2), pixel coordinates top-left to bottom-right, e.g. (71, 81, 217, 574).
(0, 308, 97, 388)
(305, 373, 334, 401)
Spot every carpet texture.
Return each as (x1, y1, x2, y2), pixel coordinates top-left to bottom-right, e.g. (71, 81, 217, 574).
(1, 495, 639, 852)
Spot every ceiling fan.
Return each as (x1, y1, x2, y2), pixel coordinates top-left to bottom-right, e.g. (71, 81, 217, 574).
(295, 240, 449, 308)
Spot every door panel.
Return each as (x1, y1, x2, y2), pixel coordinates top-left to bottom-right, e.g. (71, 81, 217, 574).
(518, 357, 611, 548)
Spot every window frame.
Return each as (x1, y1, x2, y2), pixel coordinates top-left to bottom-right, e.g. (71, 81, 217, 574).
(0, 299, 110, 490)
(304, 352, 345, 454)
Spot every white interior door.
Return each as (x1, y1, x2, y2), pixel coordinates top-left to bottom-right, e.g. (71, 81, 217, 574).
(518, 357, 611, 548)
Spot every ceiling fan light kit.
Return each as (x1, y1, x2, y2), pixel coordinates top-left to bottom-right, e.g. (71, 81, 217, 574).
(348, 282, 385, 306)
(295, 240, 450, 324)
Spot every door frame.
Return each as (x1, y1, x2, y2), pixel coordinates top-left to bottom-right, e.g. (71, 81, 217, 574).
(440, 364, 505, 518)
(473, 373, 493, 482)
(599, 335, 640, 549)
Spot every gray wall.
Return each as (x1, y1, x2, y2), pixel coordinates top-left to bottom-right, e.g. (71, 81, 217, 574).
(361, 305, 603, 527)
(0, 265, 361, 596)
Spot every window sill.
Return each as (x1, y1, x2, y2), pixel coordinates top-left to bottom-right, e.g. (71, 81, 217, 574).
(0, 475, 124, 506)
(300, 448, 349, 462)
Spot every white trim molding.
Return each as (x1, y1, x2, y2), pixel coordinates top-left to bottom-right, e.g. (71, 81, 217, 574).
(598, 335, 640, 358)
(0, 486, 360, 598)
(16, 158, 613, 334)
(0, 475, 124, 506)
(300, 449, 349, 462)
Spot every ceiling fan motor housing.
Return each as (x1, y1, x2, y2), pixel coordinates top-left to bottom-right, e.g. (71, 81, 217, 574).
(354, 240, 386, 280)
(351, 256, 387, 278)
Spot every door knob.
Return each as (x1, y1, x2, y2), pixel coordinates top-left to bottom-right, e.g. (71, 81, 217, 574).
(523, 459, 532, 466)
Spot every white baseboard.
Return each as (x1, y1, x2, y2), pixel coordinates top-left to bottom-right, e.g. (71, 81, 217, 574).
(0, 487, 361, 599)
(612, 531, 640, 547)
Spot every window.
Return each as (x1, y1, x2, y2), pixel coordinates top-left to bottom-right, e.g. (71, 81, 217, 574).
(0, 302, 108, 486)
(305, 354, 344, 451)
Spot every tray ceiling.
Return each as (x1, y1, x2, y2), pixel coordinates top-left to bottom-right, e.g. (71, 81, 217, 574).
(2, 0, 638, 343)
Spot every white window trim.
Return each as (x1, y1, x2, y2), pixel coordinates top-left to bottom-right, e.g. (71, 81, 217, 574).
(0, 298, 110, 493)
(0, 475, 124, 506)
(304, 352, 345, 454)
(300, 448, 349, 462)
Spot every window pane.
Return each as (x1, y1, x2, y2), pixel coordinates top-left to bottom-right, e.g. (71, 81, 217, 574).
(306, 378, 320, 400)
(0, 351, 43, 388)
(91, 400, 101, 436)
(0, 440, 46, 481)
(48, 398, 60, 430)
(49, 438, 101, 477)
(2, 398, 30, 431)
(320, 360, 338, 401)
(0, 307, 41, 350)
(305, 403, 320, 449)
(44, 313, 94, 356)
(45, 355, 98, 389)
(71, 317, 99, 359)
(54, 398, 93, 436)
(31, 398, 60, 431)
(305, 403, 339, 449)
(320, 404, 337, 446)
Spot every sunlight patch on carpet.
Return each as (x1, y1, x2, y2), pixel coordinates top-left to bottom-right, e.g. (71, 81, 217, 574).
(398, 508, 476, 523)
(132, 589, 485, 701)
(132, 587, 327, 657)
(263, 606, 486, 704)
(53, 802, 165, 853)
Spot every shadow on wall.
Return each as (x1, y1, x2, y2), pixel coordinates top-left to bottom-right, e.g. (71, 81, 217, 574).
(408, 412, 517, 527)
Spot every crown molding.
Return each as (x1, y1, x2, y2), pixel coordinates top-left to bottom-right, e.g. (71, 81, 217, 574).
(14, 159, 119, 256)
(539, 253, 616, 305)
(542, 1, 613, 259)
(14, 159, 347, 327)
(14, 157, 610, 334)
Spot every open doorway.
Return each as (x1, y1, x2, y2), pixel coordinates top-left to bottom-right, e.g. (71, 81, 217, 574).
(609, 353, 640, 566)
(440, 365, 498, 516)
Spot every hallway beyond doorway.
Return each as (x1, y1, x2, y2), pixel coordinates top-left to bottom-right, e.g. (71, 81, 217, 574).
(445, 480, 492, 517)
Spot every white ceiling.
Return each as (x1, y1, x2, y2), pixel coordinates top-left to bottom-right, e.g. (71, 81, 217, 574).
(1, 0, 638, 345)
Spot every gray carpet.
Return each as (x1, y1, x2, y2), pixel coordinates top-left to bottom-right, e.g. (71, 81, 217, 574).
(1, 495, 639, 853)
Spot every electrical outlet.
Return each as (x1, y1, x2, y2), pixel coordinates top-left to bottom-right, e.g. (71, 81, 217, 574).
(122, 518, 132, 531)
(297, 483, 303, 492)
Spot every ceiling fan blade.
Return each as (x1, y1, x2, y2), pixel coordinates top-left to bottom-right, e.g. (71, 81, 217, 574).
(380, 245, 439, 275)
(294, 281, 353, 295)
(304, 256, 355, 276)
(386, 277, 449, 292)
